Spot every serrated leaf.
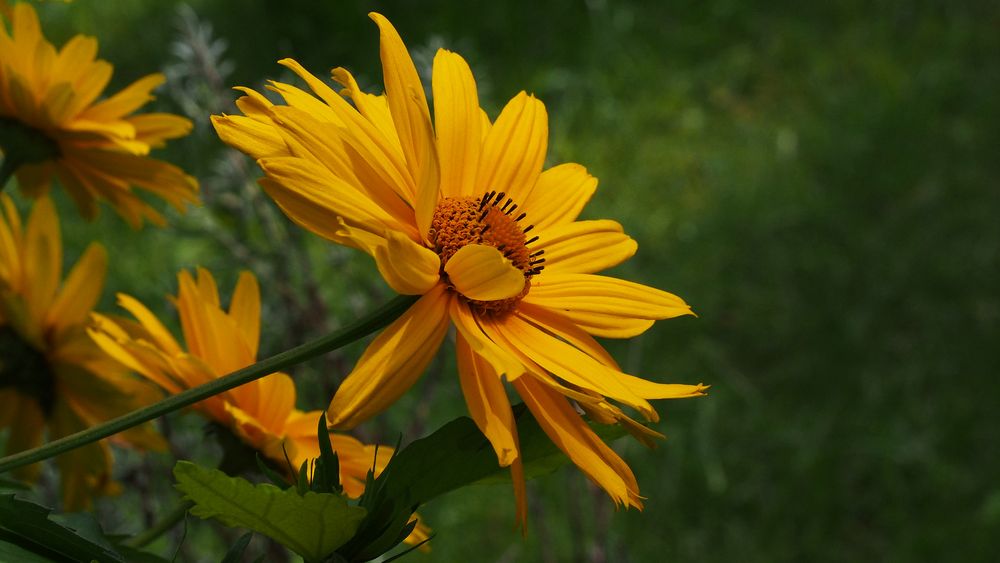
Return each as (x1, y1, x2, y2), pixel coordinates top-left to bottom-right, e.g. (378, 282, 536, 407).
(0, 494, 124, 562)
(173, 461, 366, 563)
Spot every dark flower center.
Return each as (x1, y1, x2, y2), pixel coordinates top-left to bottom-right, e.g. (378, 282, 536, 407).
(0, 325, 57, 415)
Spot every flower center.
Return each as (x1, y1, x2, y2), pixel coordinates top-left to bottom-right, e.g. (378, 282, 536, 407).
(429, 191, 544, 316)
(0, 325, 57, 415)
(0, 117, 61, 166)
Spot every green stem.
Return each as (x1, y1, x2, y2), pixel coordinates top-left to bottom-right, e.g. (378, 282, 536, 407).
(123, 500, 194, 548)
(0, 155, 20, 193)
(0, 294, 418, 474)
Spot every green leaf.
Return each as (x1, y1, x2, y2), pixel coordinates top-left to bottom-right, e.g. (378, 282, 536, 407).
(378, 403, 629, 505)
(0, 494, 124, 562)
(220, 532, 253, 563)
(173, 461, 366, 563)
(337, 404, 628, 560)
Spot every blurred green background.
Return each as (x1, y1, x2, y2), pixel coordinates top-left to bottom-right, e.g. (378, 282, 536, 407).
(17, 0, 1000, 560)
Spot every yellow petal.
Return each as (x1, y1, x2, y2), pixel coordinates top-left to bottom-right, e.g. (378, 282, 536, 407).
(488, 312, 654, 418)
(449, 298, 524, 380)
(23, 196, 61, 337)
(52, 35, 98, 87)
(48, 399, 116, 510)
(212, 114, 288, 159)
(327, 284, 450, 429)
(331, 67, 403, 154)
(476, 91, 547, 203)
(258, 156, 411, 243)
(46, 242, 106, 333)
(229, 271, 261, 359)
(369, 12, 437, 231)
(277, 59, 415, 203)
(521, 163, 597, 231)
(533, 220, 636, 275)
(253, 372, 297, 435)
(444, 244, 525, 301)
(456, 334, 519, 466)
(130, 113, 194, 146)
(267, 104, 414, 227)
(374, 230, 441, 295)
(513, 375, 642, 509)
(80, 73, 164, 121)
(432, 49, 481, 198)
(115, 293, 183, 355)
(524, 273, 694, 325)
(13, 162, 54, 197)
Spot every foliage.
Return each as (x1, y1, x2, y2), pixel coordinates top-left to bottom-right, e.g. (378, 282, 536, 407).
(174, 461, 366, 562)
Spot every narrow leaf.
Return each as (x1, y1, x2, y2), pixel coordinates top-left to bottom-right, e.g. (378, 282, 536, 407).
(0, 494, 124, 562)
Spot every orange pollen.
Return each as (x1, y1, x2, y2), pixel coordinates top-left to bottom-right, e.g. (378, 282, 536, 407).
(429, 191, 544, 316)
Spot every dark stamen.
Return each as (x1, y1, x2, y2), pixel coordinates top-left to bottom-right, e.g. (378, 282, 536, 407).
(514, 212, 527, 222)
(525, 235, 539, 245)
(522, 224, 535, 234)
(530, 249, 545, 258)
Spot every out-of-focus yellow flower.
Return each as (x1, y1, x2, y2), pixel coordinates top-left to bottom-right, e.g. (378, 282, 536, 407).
(212, 12, 707, 525)
(89, 268, 430, 542)
(0, 194, 164, 509)
(0, 3, 197, 227)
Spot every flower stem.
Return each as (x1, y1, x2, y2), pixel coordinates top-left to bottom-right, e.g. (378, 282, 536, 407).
(123, 500, 194, 548)
(0, 294, 418, 474)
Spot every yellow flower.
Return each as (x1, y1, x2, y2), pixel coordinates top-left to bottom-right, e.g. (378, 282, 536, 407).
(0, 194, 164, 509)
(0, 3, 197, 227)
(212, 13, 707, 523)
(89, 268, 431, 544)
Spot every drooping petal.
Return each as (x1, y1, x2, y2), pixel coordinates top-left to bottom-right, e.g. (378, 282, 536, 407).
(432, 49, 481, 198)
(327, 284, 450, 429)
(521, 163, 597, 231)
(455, 334, 519, 467)
(449, 298, 524, 380)
(486, 312, 655, 418)
(444, 244, 525, 301)
(513, 376, 643, 509)
(374, 230, 441, 295)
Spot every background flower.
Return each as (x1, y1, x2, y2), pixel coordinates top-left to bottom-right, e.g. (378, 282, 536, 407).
(0, 2, 197, 227)
(0, 194, 163, 509)
(89, 268, 430, 541)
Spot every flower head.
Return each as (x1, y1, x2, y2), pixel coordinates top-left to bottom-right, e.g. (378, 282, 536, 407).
(0, 194, 163, 509)
(213, 13, 707, 523)
(90, 268, 410, 498)
(0, 3, 198, 227)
